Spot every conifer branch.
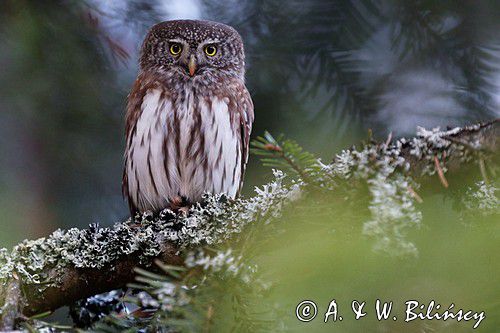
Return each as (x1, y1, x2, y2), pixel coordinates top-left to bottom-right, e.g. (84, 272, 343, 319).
(0, 119, 497, 330)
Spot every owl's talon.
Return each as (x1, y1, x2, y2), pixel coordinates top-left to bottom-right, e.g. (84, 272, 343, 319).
(178, 206, 190, 216)
(167, 196, 191, 215)
(170, 195, 183, 209)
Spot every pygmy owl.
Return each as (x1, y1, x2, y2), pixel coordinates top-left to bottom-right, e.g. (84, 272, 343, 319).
(123, 20, 254, 216)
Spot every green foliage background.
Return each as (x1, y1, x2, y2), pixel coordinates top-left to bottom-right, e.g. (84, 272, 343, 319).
(0, 0, 498, 332)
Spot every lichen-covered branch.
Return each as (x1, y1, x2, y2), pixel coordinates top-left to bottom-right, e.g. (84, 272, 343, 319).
(399, 120, 499, 177)
(0, 171, 299, 319)
(0, 277, 22, 330)
(24, 242, 182, 317)
(325, 119, 498, 254)
(0, 119, 498, 327)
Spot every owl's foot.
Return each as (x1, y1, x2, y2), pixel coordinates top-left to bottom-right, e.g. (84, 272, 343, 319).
(169, 196, 191, 215)
(177, 206, 190, 215)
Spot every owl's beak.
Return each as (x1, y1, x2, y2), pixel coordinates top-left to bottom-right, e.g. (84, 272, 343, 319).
(188, 55, 197, 76)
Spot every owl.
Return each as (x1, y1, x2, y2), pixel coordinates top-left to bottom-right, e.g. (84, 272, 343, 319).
(123, 20, 254, 216)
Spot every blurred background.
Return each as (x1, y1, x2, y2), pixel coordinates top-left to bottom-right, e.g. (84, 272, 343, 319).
(1, 1, 499, 332)
(0, 0, 499, 245)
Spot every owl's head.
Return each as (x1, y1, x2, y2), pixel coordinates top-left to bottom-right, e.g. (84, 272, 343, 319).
(140, 20, 245, 80)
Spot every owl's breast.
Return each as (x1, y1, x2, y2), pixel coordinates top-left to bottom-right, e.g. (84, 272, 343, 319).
(176, 87, 242, 199)
(125, 86, 242, 212)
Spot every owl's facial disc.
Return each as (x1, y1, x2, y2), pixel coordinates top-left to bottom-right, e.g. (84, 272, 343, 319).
(141, 20, 245, 79)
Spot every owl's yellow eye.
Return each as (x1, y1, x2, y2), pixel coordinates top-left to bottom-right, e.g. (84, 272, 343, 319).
(169, 43, 182, 56)
(204, 45, 217, 57)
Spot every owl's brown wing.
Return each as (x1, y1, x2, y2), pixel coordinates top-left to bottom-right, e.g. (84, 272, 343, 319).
(236, 84, 254, 194)
(122, 73, 161, 216)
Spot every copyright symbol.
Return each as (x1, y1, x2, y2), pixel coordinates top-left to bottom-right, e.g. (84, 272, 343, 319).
(295, 300, 317, 322)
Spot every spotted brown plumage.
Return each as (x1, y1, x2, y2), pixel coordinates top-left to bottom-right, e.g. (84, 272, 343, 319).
(123, 20, 254, 216)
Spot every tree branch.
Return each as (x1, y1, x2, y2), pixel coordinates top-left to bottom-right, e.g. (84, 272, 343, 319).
(0, 119, 497, 325)
(400, 119, 499, 176)
(24, 242, 182, 317)
(0, 276, 23, 330)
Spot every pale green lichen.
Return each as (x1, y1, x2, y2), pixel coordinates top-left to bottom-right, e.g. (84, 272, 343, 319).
(363, 174, 421, 256)
(141, 247, 267, 311)
(160, 169, 302, 246)
(323, 123, 483, 256)
(0, 123, 489, 291)
(463, 181, 499, 216)
(0, 170, 301, 290)
(410, 125, 477, 176)
(324, 136, 420, 255)
(0, 221, 165, 286)
(122, 246, 278, 333)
